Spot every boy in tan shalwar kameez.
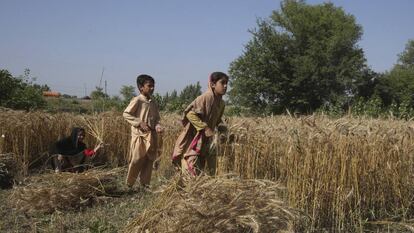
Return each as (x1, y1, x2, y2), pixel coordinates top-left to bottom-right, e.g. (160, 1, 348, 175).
(123, 74, 163, 188)
(172, 72, 229, 176)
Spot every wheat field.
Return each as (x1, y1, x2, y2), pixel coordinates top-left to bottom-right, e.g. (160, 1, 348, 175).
(1, 110, 414, 232)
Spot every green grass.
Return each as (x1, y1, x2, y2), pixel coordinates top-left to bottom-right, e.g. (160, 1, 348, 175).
(44, 98, 91, 114)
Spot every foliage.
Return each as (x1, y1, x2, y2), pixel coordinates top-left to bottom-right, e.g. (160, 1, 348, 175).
(365, 39, 414, 114)
(0, 70, 19, 105)
(0, 69, 46, 110)
(120, 85, 136, 101)
(229, 0, 366, 114)
(350, 96, 383, 117)
(45, 98, 89, 113)
(91, 96, 124, 113)
(382, 66, 414, 105)
(398, 39, 414, 67)
(152, 93, 165, 110)
(164, 90, 180, 112)
(158, 82, 202, 113)
(8, 85, 46, 110)
(90, 87, 108, 100)
(178, 82, 202, 107)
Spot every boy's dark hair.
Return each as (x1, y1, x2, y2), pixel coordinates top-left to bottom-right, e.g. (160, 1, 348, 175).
(136, 74, 155, 88)
(209, 72, 229, 84)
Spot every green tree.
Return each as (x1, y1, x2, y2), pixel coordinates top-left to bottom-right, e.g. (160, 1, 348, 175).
(170, 90, 178, 99)
(229, 0, 366, 114)
(152, 93, 165, 111)
(375, 39, 414, 108)
(165, 90, 180, 112)
(398, 39, 414, 67)
(162, 83, 202, 112)
(120, 85, 136, 101)
(354, 68, 380, 100)
(0, 70, 19, 105)
(380, 66, 414, 106)
(90, 87, 108, 100)
(179, 82, 202, 107)
(9, 85, 46, 110)
(90, 86, 110, 112)
(33, 83, 51, 92)
(0, 69, 46, 110)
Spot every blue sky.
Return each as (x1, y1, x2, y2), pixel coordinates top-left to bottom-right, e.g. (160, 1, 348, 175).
(1, 0, 413, 97)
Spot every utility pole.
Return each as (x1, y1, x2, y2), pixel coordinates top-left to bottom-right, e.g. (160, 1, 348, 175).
(105, 80, 107, 97)
(99, 67, 105, 89)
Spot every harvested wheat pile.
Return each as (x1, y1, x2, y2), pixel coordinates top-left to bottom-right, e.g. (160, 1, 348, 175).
(124, 174, 304, 233)
(10, 168, 123, 214)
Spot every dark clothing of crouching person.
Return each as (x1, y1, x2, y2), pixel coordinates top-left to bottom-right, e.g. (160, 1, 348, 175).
(50, 127, 100, 173)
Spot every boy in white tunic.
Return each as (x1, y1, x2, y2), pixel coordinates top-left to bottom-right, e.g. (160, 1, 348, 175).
(123, 74, 163, 188)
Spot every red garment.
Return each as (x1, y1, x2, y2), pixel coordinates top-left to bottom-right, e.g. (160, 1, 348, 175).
(84, 149, 95, 157)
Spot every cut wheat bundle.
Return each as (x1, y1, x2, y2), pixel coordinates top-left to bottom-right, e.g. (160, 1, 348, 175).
(124, 174, 304, 233)
(10, 168, 123, 214)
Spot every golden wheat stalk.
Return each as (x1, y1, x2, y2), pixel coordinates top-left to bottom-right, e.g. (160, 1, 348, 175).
(124, 174, 303, 233)
(82, 115, 105, 144)
(9, 167, 124, 214)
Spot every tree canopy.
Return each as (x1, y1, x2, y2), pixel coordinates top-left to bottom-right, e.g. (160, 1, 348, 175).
(375, 40, 414, 107)
(0, 69, 46, 110)
(229, 0, 366, 114)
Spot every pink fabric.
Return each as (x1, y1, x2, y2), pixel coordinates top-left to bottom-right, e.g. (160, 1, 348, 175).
(189, 132, 202, 154)
(183, 132, 204, 176)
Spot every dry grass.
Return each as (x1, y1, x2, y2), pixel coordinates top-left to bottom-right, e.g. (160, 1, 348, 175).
(0, 167, 158, 233)
(82, 114, 105, 144)
(0, 111, 132, 177)
(124, 174, 303, 233)
(217, 115, 414, 232)
(10, 168, 123, 214)
(2, 110, 414, 231)
(0, 110, 181, 177)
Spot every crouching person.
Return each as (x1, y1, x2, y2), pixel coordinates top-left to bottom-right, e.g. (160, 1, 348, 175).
(50, 127, 102, 173)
